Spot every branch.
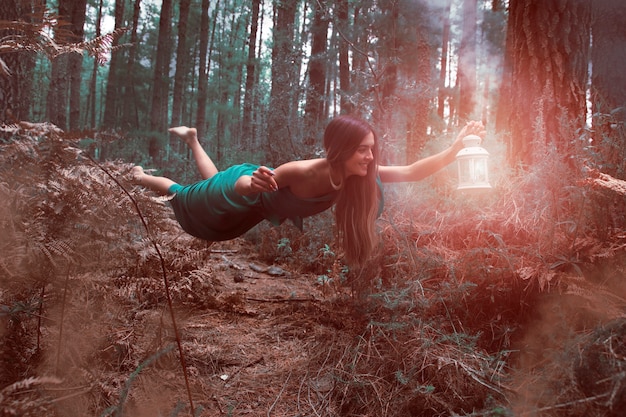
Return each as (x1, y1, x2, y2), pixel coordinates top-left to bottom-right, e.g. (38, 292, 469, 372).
(586, 169, 626, 196)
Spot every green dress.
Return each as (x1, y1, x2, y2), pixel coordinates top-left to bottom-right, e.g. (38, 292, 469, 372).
(167, 163, 339, 241)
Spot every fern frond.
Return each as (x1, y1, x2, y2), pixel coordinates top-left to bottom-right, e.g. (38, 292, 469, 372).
(0, 56, 9, 76)
(0, 15, 129, 65)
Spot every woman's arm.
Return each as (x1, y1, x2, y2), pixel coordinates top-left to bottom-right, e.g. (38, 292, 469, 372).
(378, 121, 485, 183)
(234, 159, 323, 196)
(235, 166, 278, 196)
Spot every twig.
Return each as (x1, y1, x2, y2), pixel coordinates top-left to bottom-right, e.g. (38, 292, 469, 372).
(227, 356, 264, 381)
(518, 393, 610, 416)
(36, 284, 45, 350)
(268, 370, 292, 417)
(246, 297, 317, 303)
(86, 155, 195, 416)
(55, 264, 71, 374)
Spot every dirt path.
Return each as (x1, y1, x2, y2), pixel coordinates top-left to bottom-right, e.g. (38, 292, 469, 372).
(111, 239, 357, 416)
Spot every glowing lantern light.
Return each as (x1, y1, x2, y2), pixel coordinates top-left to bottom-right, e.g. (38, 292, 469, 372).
(456, 134, 492, 190)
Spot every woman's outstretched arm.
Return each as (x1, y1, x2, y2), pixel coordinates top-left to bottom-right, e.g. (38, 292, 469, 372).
(378, 121, 485, 183)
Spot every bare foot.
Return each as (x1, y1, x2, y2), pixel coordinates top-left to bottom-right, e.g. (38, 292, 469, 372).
(168, 126, 198, 145)
(130, 166, 145, 184)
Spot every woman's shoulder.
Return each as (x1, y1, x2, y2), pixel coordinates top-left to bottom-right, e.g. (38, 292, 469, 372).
(274, 158, 331, 197)
(275, 158, 326, 179)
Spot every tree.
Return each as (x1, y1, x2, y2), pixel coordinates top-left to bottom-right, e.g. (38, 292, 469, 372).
(102, 0, 125, 130)
(195, 0, 211, 141)
(120, 0, 143, 130)
(591, 0, 626, 177)
(86, 0, 104, 129)
(407, 1, 436, 164)
(0, 0, 38, 124)
(457, 0, 478, 123)
(242, 0, 261, 148)
(496, 0, 591, 167)
(371, 2, 399, 133)
(46, 0, 73, 129)
(149, 0, 173, 135)
(267, 0, 298, 163)
(336, 0, 350, 114)
(214, 0, 249, 161)
(68, 0, 87, 130)
(170, 0, 191, 131)
(437, 0, 452, 123)
(303, 0, 329, 143)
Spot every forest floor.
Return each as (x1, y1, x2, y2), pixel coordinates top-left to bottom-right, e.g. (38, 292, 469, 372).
(2, 125, 626, 416)
(7, 230, 625, 417)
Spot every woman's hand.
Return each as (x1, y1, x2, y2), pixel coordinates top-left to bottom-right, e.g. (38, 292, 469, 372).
(451, 120, 486, 153)
(250, 166, 278, 193)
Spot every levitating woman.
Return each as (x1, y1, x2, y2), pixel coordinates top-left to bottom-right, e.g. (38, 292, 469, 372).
(131, 115, 484, 266)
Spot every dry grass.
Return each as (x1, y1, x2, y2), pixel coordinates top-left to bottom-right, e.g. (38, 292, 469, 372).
(1, 124, 626, 416)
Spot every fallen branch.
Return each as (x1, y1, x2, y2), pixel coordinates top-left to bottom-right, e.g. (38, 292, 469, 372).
(587, 170, 626, 196)
(246, 297, 317, 303)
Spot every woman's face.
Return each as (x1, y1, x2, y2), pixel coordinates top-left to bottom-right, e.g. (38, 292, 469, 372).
(344, 131, 375, 177)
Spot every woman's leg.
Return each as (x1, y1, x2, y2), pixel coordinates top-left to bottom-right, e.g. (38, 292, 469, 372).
(169, 126, 218, 180)
(131, 166, 176, 194)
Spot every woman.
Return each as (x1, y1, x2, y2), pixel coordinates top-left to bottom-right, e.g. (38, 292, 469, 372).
(131, 115, 484, 266)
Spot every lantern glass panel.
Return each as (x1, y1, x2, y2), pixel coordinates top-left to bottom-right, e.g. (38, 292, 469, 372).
(455, 134, 492, 190)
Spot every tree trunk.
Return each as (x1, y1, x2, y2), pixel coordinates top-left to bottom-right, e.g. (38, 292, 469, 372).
(372, 3, 398, 134)
(407, 9, 433, 164)
(46, 0, 73, 130)
(86, 0, 104, 129)
(497, 0, 591, 167)
(303, 0, 328, 144)
(336, 0, 350, 114)
(68, 0, 87, 130)
(170, 0, 191, 132)
(149, 0, 173, 134)
(267, 0, 298, 163)
(457, 0, 477, 123)
(121, 0, 142, 130)
(195, 0, 211, 141)
(0, 0, 36, 123)
(102, 0, 125, 129)
(591, 0, 626, 177)
(437, 0, 452, 123)
(242, 0, 261, 148)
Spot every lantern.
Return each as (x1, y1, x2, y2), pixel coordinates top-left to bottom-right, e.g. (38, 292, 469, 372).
(456, 134, 492, 190)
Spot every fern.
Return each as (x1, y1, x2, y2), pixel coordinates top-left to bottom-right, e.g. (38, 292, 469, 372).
(0, 376, 61, 416)
(0, 11, 129, 70)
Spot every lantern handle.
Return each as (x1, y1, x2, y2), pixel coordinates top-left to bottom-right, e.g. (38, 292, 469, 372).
(462, 134, 482, 148)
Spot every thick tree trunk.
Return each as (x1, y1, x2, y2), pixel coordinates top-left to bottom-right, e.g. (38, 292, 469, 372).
(497, 0, 590, 167)
(591, 0, 626, 177)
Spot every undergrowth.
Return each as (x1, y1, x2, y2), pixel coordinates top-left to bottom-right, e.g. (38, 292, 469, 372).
(1, 123, 625, 416)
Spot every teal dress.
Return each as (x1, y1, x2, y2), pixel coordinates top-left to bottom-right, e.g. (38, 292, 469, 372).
(167, 163, 339, 241)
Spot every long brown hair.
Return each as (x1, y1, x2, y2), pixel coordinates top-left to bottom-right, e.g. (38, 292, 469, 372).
(323, 115, 380, 267)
